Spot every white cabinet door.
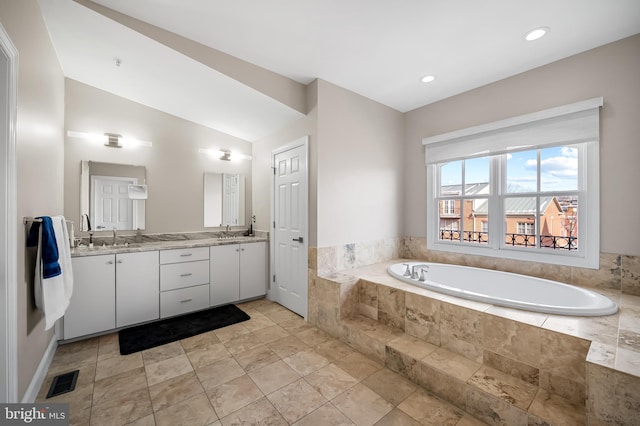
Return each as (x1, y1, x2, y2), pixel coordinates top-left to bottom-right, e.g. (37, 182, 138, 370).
(65, 255, 115, 339)
(116, 251, 159, 327)
(210, 245, 240, 306)
(240, 242, 267, 300)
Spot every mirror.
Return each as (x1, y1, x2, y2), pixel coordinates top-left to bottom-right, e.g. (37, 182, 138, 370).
(80, 160, 147, 231)
(204, 173, 245, 227)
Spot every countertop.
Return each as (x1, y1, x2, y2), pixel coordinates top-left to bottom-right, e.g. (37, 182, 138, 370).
(70, 232, 268, 257)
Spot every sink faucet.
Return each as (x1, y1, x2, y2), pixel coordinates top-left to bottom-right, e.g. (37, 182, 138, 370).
(112, 228, 117, 246)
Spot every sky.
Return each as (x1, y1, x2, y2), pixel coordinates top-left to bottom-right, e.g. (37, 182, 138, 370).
(440, 145, 578, 193)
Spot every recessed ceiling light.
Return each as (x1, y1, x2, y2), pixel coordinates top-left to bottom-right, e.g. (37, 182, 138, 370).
(525, 27, 549, 41)
(421, 75, 436, 83)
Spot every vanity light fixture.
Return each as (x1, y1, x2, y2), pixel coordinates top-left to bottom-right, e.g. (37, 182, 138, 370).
(198, 148, 252, 161)
(67, 130, 153, 148)
(525, 26, 549, 41)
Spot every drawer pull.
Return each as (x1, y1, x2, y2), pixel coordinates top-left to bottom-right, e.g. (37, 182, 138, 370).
(180, 253, 193, 257)
(180, 273, 193, 277)
(180, 298, 193, 304)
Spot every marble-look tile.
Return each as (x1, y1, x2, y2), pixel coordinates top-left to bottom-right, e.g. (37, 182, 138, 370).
(247, 359, 300, 395)
(484, 314, 541, 368)
(233, 344, 280, 373)
(180, 330, 221, 352)
(252, 324, 290, 344)
(266, 335, 308, 359)
(571, 253, 621, 290)
(304, 363, 358, 400)
(586, 362, 640, 425)
(56, 337, 100, 356)
(214, 323, 250, 343)
(467, 366, 538, 411)
(186, 342, 231, 370)
(206, 374, 264, 419)
(440, 302, 484, 363)
(397, 388, 464, 426)
(154, 393, 217, 426)
(359, 280, 378, 308)
(142, 341, 185, 365)
(145, 354, 194, 387)
(242, 313, 278, 332)
(314, 338, 355, 361)
(38, 381, 93, 426)
(126, 414, 155, 426)
(528, 389, 585, 426)
(331, 383, 393, 426)
(334, 351, 383, 381)
(404, 292, 441, 345)
(385, 338, 426, 381)
(279, 317, 313, 334)
(222, 332, 264, 355)
(90, 387, 153, 426)
(622, 255, 640, 296)
(295, 327, 331, 346)
(417, 363, 470, 410)
(619, 306, 640, 334)
(267, 379, 327, 424)
(423, 348, 481, 382)
(292, 402, 355, 426)
(618, 329, 640, 352)
(377, 286, 406, 330)
(337, 243, 357, 271)
(92, 367, 148, 407)
(615, 347, 640, 376)
(362, 368, 417, 406)
(47, 346, 98, 376)
(317, 246, 337, 276)
(543, 311, 619, 346)
(375, 408, 423, 426)
(465, 386, 528, 426)
(455, 414, 491, 426)
(148, 371, 204, 412)
(283, 348, 330, 376)
(196, 357, 245, 390)
(539, 330, 590, 384)
(38, 362, 96, 400)
(95, 351, 144, 381)
(586, 342, 616, 369)
(219, 397, 287, 426)
(483, 350, 539, 386)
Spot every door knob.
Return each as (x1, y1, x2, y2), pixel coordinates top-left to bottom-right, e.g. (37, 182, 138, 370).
(292, 237, 304, 243)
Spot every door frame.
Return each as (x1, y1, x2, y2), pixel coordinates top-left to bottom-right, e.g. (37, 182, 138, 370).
(269, 136, 309, 318)
(0, 23, 19, 403)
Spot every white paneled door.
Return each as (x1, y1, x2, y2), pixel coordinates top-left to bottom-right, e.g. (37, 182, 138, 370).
(91, 176, 136, 230)
(272, 138, 308, 317)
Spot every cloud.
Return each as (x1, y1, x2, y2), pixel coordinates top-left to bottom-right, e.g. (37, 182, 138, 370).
(541, 155, 577, 177)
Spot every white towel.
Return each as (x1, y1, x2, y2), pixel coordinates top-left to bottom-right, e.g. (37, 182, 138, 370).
(34, 215, 74, 330)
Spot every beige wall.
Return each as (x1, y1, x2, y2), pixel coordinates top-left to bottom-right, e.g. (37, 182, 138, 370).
(0, 0, 65, 399)
(315, 80, 404, 247)
(404, 34, 640, 256)
(64, 79, 253, 235)
(252, 82, 318, 244)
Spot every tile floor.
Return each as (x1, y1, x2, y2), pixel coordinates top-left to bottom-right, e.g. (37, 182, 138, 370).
(37, 299, 489, 426)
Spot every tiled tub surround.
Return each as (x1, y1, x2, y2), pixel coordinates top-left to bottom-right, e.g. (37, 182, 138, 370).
(308, 260, 640, 425)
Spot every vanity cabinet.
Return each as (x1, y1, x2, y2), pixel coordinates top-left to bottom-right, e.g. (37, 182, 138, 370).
(116, 251, 159, 327)
(210, 241, 267, 306)
(65, 251, 160, 338)
(160, 247, 210, 318)
(65, 255, 116, 340)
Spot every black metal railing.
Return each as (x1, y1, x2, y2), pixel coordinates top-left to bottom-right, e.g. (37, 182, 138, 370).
(439, 230, 578, 250)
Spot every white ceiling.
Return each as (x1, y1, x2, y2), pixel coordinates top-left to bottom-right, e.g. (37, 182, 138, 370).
(40, 0, 640, 142)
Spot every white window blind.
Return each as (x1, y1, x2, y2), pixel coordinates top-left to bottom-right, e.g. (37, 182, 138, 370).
(422, 97, 603, 164)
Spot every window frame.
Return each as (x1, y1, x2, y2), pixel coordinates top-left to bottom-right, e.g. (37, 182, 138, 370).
(424, 99, 601, 269)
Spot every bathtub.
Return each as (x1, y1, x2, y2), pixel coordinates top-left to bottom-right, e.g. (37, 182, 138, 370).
(388, 262, 618, 316)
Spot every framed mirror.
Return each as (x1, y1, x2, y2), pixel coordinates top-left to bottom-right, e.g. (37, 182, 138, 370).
(80, 160, 147, 231)
(204, 173, 245, 227)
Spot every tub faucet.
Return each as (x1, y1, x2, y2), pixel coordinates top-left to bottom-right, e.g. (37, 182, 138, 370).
(411, 264, 429, 280)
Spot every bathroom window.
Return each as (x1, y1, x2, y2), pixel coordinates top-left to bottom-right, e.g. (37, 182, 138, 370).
(424, 98, 602, 269)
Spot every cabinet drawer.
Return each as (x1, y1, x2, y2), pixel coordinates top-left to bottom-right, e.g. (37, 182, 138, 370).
(160, 247, 209, 264)
(160, 260, 209, 291)
(160, 284, 209, 318)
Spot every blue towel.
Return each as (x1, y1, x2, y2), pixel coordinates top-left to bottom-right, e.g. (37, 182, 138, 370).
(27, 216, 62, 279)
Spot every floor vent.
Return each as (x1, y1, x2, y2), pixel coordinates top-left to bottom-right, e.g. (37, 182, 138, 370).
(46, 370, 79, 398)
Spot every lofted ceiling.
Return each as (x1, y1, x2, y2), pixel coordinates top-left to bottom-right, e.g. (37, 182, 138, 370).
(39, 0, 640, 142)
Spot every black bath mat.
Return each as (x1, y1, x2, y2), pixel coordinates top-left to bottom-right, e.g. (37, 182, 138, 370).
(119, 304, 250, 355)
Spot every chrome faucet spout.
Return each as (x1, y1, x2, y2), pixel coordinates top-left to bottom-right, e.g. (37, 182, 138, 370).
(112, 228, 117, 246)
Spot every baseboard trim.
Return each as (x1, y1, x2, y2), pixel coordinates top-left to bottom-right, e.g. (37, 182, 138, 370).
(21, 335, 57, 403)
